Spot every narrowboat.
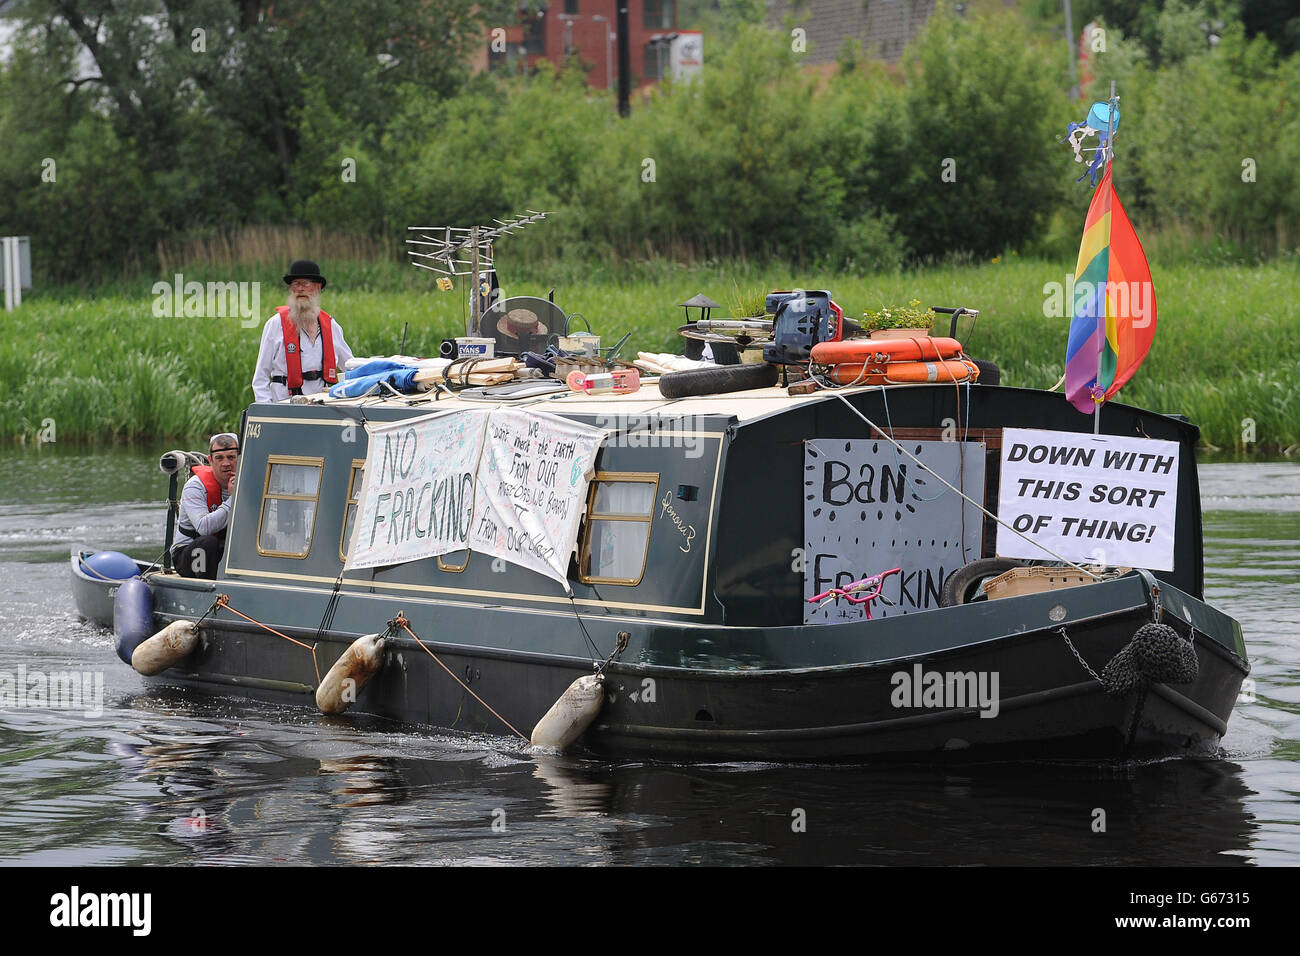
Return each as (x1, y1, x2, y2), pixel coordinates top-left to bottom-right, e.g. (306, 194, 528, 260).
(73, 368, 1249, 762)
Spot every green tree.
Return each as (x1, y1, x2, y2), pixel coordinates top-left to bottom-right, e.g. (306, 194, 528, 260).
(882, 9, 1072, 260)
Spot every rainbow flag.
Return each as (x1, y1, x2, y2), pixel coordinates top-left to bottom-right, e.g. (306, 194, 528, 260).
(1064, 163, 1157, 414)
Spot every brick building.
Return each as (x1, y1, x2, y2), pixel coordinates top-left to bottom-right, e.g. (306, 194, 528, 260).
(764, 0, 941, 64)
(478, 0, 679, 89)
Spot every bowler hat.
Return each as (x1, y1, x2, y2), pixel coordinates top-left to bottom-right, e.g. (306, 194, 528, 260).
(283, 259, 327, 289)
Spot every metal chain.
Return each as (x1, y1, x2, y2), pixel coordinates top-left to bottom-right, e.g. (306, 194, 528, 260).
(1058, 626, 1105, 685)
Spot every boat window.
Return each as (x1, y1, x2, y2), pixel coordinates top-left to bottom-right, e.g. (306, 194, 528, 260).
(257, 456, 324, 558)
(579, 472, 658, 586)
(339, 459, 365, 562)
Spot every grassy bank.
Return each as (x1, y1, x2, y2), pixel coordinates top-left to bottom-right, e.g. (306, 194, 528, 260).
(3, 258, 1296, 453)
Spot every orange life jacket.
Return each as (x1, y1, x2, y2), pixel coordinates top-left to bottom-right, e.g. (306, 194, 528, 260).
(191, 466, 223, 511)
(276, 307, 338, 391)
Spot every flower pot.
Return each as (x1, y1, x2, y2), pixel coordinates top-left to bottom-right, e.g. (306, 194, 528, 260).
(869, 328, 932, 340)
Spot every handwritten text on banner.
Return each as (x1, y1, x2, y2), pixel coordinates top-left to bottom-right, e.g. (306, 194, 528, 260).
(468, 408, 605, 591)
(345, 411, 487, 570)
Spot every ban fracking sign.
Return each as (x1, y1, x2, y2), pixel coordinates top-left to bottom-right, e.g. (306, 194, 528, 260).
(804, 439, 986, 622)
(345, 410, 487, 571)
(995, 428, 1179, 571)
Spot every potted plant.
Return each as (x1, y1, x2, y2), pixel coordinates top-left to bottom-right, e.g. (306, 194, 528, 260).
(862, 300, 937, 339)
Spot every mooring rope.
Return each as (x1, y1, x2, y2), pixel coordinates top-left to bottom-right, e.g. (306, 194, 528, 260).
(391, 613, 529, 741)
(828, 391, 1104, 580)
(210, 593, 322, 684)
(568, 596, 604, 664)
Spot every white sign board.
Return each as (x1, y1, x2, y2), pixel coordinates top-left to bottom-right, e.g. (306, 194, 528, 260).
(996, 428, 1179, 571)
(670, 31, 703, 81)
(346, 411, 487, 570)
(804, 439, 986, 623)
(468, 408, 605, 591)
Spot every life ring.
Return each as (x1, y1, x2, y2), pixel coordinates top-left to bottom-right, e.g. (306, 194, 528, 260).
(823, 357, 980, 386)
(810, 336, 963, 365)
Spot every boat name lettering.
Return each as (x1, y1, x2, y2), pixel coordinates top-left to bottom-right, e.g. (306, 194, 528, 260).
(659, 492, 696, 553)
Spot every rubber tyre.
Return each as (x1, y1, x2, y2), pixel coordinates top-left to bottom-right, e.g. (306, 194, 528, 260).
(658, 362, 778, 398)
(940, 557, 1026, 607)
(972, 358, 1001, 386)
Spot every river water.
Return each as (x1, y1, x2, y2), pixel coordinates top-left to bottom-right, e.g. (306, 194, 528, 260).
(0, 446, 1295, 867)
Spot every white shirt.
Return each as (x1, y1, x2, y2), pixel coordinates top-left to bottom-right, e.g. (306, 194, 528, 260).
(172, 473, 232, 552)
(252, 313, 355, 403)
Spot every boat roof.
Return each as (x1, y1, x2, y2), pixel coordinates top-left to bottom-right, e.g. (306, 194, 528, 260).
(275, 380, 948, 426)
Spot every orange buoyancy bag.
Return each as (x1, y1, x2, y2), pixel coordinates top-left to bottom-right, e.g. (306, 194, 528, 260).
(810, 336, 964, 365)
(825, 357, 981, 386)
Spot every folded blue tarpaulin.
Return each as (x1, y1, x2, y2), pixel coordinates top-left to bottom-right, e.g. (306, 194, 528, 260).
(329, 360, 422, 399)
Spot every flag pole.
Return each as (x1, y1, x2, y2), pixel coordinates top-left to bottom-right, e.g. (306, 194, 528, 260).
(1094, 79, 1118, 435)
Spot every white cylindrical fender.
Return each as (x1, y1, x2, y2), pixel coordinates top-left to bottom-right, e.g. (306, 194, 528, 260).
(530, 674, 605, 751)
(131, 621, 198, 676)
(316, 634, 387, 715)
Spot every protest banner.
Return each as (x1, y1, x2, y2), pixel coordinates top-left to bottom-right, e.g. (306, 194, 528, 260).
(804, 440, 986, 622)
(345, 411, 487, 570)
(995, 428, 1179, 570)
(468, 408, 605, 590)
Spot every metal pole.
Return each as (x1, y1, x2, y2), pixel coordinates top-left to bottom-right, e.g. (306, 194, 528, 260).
(594, 15, 611, 90)
(469, 226, 480, 337)
(1064, 0, 1077, 99)
(12, 240, 20, 309)
(1094, 80, 1117, 436)
(617, 2, 630, 116)
(3, 238, 13, 313)
(163, 472, 178, 572)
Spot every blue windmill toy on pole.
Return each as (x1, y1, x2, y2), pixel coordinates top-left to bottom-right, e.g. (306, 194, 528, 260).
(1064, 100, 1121, 186)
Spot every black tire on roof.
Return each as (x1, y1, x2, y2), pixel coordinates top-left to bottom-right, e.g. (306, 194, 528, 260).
(972, 358, 1001, 386)
(657, 362, 779, 399)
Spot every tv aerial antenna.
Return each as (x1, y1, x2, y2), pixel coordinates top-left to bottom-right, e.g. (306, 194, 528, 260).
(406, 211, 550, 335)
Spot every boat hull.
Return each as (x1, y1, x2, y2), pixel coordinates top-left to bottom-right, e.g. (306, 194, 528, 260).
(136, 571, 1247, 762)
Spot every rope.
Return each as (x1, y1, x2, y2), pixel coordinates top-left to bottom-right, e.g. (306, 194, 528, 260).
(569, 595, 604, 663)
(316, 571, 345, 644)
(828, 391, 1104, 580)
(393, 613, 529, 741)
(211, 593, 322, 684)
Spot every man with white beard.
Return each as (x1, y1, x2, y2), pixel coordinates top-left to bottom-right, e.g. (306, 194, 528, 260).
(251, 259, 356, 402)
